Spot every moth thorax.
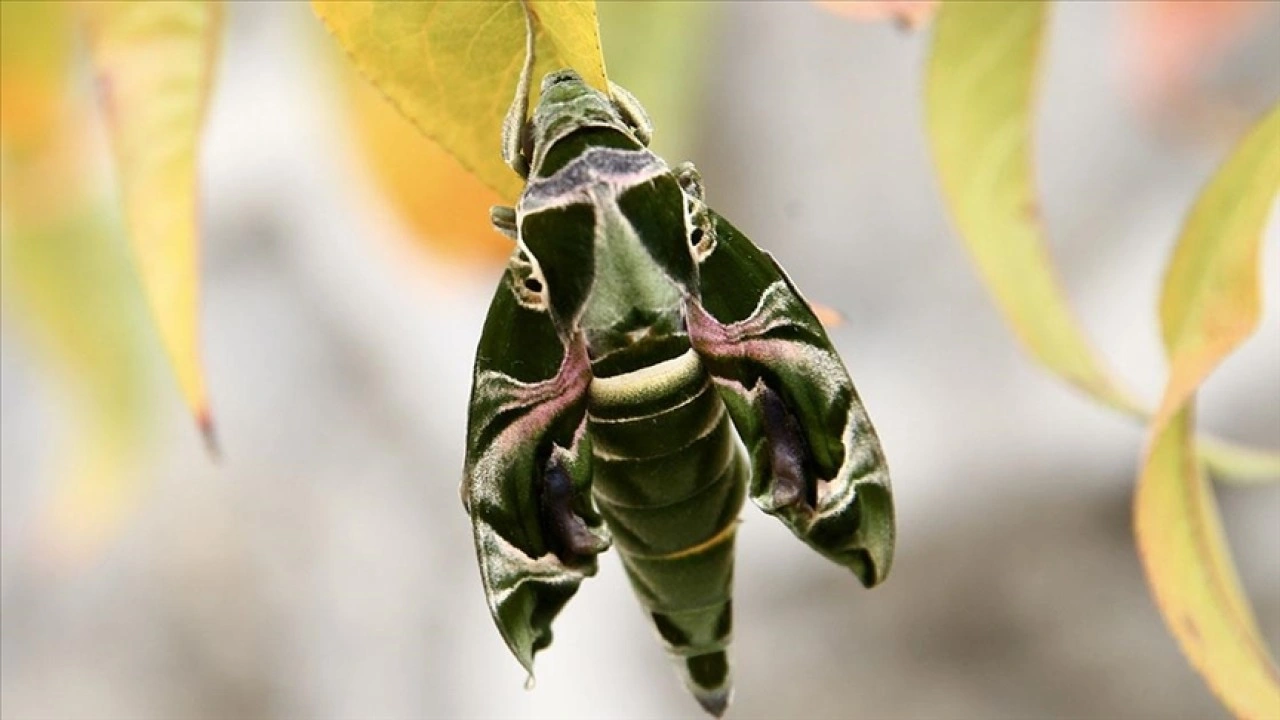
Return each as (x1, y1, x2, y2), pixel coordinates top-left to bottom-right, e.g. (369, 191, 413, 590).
(578, 194, 684, 363)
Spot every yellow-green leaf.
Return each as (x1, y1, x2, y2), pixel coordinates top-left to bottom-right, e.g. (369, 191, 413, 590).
(0, 1, 73, 153)
(1198, 435, 1280, 485)
(340, 51, 511, 267)
(1155, 105, 1280, 427)
(925, 0, 1143, 415)
(1, 2, 155, 564)
(1136, 105, 1280, 719)
(924, 1, 1280, 482)
(80, 0, 221, 446)
(314, 0, 607, 203)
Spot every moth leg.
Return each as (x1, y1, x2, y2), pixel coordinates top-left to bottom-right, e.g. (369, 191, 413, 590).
(501, 1, 536, 177)
(608, 81, 653, 147)
(673, 161, 705, 203)
(490, 205, 518, 240)
(539, 450, 610, 563)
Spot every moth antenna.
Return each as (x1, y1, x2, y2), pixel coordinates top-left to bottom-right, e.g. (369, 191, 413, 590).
(501, 0, 537, 178)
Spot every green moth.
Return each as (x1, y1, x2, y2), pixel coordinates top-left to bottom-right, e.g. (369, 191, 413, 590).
(461, 40, 894, 718)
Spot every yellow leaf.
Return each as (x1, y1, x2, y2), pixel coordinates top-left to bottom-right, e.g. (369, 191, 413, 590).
(343, 56, 511, 266)
(1137, 408, 1280, 718)
(313, 0, 607, 202)
(1155, 105, 1280, 427)
(4, 209, 155, 567)
(1, 2, 155, 564)
(924, 1, 1280, 482)
(1197, 436, 1280, 484)
(80, 0, 221, 447)
(925, 1, 1143, 415)
(0, 1, 72, 153)
(1136, 105, 1280, 719)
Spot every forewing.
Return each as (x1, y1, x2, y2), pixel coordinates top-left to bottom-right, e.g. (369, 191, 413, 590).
(462, 262, 608, 673)
(687, 211, 894, 587)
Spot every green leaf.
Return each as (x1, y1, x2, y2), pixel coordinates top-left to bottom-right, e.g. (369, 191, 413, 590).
(314, 0, 608, 202)
(1136, 104, 1280, 719)
(81, 0, 222, 448)
(924, 0, 1280, 482)
(926, 0, 1142, 414)
(1198, 436, 1280, 485)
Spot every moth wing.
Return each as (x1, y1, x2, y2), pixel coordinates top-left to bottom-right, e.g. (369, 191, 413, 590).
(687, 211, 894, 587)
(462, 263, 608, 673)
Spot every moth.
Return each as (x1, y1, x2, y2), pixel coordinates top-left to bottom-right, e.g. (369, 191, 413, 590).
(461, 35, 894, 719)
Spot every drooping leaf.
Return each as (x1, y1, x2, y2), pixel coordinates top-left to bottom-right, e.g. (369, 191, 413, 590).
(926, 0, 1143, 415)
(341, 53, 510, 266)
(1197, 436, 1280, 485)
(924, 0, 1280, 481)
(0, 1, 73, 153)
(80, 1, 222, 448)
(313, 0, 608, 202)
(1, 1, 154, 565)
(1136, 104, 1280, 719)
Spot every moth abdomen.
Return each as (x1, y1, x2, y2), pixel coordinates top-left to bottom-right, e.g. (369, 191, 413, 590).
(586, 347, 748, 716)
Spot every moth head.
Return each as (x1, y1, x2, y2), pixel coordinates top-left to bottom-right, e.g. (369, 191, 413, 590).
(526, 71, 650, 177)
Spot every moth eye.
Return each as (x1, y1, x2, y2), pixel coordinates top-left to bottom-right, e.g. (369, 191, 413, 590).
(524, 277, 543, 293)
(689, 228, 704, 247)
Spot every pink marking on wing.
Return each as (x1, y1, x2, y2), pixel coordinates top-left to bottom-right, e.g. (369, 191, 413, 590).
(490, 336, 592, 455)
(686, 293, 807, 365)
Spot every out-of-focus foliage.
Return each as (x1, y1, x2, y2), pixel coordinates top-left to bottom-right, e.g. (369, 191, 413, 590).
(1136, 106, 1280, 720)
(81, 1, 222, 443)
(343, 59, 511, 266)
(923, 0, 1280, 478)
(926, 1, 1143, 415)
(314, 1, 607, 202)
(815, 0, 936, 29)
(923, 1, 1280, 713)
(1126, 0, 1272, 111)
(0, 2, 154, 565)
(597, 1, 717, 163)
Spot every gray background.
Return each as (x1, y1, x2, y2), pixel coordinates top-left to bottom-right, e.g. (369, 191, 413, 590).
(3, 3, 1278, 719)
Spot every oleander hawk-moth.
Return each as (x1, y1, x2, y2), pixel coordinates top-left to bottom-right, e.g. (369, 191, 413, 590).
(461, 38, 894, 719)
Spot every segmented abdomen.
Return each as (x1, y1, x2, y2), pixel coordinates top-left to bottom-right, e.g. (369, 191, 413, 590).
(587, 347, 747, 716)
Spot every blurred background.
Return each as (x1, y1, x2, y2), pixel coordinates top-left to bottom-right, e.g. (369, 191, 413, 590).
(2, 2, 1278, 718)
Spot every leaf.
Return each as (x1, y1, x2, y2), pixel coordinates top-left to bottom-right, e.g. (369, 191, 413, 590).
(926, 0, 1143, 415)
(924, 1, 1280, 482)
(1, 1, 154, 565)
(815, 0, 937, 29)
(0, 1, 73, 153)
(1198, 437, 1280, 485)
(342, 54, 511, 266)
(80, 1, 222, 449)
(314, 0, 608, 203)
(1136, 105, 1280, 719)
